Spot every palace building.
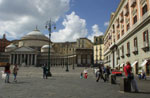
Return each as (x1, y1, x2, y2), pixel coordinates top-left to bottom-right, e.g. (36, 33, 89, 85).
(93, 35, 104, 65)
(104, 0, 150, 75)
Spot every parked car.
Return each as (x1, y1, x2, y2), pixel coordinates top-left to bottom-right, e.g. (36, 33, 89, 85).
(112, 69, 122, 76)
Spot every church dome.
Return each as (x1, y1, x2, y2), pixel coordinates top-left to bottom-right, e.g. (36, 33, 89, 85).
(41, 44, 54, 52)
(21, 28, 49, 41)
(5, 44, 16, 52)
(41, 45, 52, 49)
(6, 44, 16, 48)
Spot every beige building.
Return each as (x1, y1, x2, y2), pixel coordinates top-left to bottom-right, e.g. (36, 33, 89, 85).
(104, 0, 150, 75)
(1, 28, 93, 67)
(93, 36, 104, 65)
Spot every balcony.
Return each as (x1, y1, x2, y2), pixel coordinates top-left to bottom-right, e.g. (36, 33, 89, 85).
(124, 8, 129, 16)
(142, 41, 149, 52)
(130, 0, 136, 7)
(132, 47, 138, 55)
(126, 51, 130, 57)
(121, 54, 124, 58)
(117, 56, 120, 60)
(120, 16, 124, 23)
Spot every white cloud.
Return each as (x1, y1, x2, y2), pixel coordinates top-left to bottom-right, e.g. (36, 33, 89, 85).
(104, 21, 109, 26)
(0, 0, 70, 39)
(51, 11, 88, 42)
(87, 24, 103, 42)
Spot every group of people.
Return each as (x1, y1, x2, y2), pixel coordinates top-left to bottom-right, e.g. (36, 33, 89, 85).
(3, 63, 19, 83)
(81, 61, 139, 93)
(96, 65, 111, 82)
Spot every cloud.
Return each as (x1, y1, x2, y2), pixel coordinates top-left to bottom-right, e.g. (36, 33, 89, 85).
(87, 24, 103, 42)
(104, 21, 109, 26)
(51, 11, 88, 42)
(0, 0, 70, 39)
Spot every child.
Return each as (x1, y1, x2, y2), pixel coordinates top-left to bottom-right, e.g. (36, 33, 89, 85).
(80, 72, 83, 79)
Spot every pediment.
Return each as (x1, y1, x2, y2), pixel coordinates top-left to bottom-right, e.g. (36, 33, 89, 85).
(14, 47, 36, 52)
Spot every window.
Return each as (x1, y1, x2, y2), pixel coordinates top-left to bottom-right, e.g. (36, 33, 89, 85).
(117, 33, 120, 40)
(143, 30, 148, 42)
(126, 23, 130, 31)
(122, 30, 124, 36)
(134, 37, 138, 48)
(127, 42, 130, 54)
(122, 45, 124, 56)
(142, 4, 148, 16)
(133, 15, 137, 24)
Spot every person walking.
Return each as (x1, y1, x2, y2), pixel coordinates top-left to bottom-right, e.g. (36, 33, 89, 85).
(106, 66, 111, 81)
(4, 63, 11, 83)
(96, 64, 106, 82)
(42, 64, 47, 79)
(124, 61, 139, 92)
(13, 64, 19, 82)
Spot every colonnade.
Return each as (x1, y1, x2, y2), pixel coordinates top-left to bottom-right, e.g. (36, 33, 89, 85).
(10, 53, 37, 66)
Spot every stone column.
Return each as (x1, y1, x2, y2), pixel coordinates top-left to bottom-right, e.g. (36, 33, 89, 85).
(31, 54, 33, 66)
(9, 54, 12, 64)
(27, 54, 30, 66)
(13, 54, 15, 65)
(20, 54, 22, 65)
(16, 54, 19, 65)
(34, 54, 37, 66)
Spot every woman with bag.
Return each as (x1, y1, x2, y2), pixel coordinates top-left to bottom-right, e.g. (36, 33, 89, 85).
(4, 63, 11, 83)
(124, 61, 139, 92)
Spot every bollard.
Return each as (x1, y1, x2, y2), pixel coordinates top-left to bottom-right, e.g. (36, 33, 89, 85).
(120, 77, 131, 92)
(110, 74, 116, 84)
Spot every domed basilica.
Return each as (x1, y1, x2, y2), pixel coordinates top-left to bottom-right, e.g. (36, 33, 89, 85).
(2, 27, 93, 67)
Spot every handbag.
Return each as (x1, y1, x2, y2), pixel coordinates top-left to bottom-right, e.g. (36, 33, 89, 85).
(2, 73, 7, 79)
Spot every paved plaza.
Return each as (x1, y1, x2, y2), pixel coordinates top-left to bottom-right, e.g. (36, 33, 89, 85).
(0, 66, 150, 98)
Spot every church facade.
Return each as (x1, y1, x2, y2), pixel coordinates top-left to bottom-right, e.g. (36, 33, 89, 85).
(1, 28, 93, 67)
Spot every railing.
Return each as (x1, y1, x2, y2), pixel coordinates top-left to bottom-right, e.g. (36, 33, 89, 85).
(130, 0, 136, 7)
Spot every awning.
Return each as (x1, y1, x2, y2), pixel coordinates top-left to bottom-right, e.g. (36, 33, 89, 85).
(120, 63, 124, 67)
(141, 60, 148, 67)
(131, 61, 138, 67)
(115, 64, 120, 68)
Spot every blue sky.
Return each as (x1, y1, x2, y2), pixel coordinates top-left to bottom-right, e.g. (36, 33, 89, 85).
(0, 0, 120, 42)
(60, 0, 120, 34)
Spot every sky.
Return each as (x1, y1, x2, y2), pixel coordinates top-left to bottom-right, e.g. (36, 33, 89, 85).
(0, 0, 120, 42)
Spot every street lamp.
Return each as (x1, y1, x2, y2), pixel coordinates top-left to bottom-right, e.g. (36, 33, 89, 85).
(45, 19, 56, 77)
(72, 48, 75, 70)
(66, 42, 69, 72)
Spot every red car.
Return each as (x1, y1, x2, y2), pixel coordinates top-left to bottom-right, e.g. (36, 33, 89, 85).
(112, 70, 122, 76)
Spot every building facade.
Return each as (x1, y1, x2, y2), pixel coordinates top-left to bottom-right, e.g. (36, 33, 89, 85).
(76, 38, 93, 67)
(0, 34, 11, 52)
(0, 28, 93, 67)
(93, 35, 104, 65)
(104, 0, 150, 75)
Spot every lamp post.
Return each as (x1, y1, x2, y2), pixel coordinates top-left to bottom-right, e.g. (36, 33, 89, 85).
(72, 48, 75, 70)
(66, 42, 69, 72)
(45, 19, 56, 77)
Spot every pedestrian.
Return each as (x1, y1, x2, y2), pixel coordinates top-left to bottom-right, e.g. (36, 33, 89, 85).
(124, 61, 139, 92)
(96, 64, 106, 82)
(13, 64, 19, 82)
(4, 63, 11, 83)
(141, 69, 146, 80)
(42, 64, 47, 79)
(106, 66, 111, 81)
(83, 68, 88, 79)
(80, 72, 83, 79)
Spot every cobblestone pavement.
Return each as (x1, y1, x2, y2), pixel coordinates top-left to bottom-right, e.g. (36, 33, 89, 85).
(0, 66, 150, 98)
